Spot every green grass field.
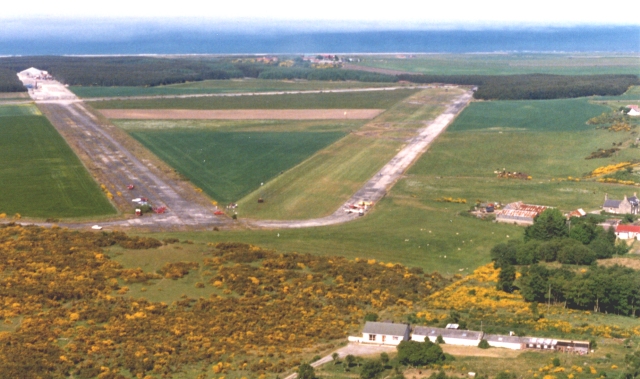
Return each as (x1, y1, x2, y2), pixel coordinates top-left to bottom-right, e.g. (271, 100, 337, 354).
(352, 53, 640, 75)
(70, 79, 402, 98)
(128, 129, 347, 204)
(237, 88, 467, 219)
(0, 105, 115, 218)
(89, 88, 419, 109)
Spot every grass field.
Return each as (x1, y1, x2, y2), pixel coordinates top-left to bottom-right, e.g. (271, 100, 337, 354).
(89, 88, 419, 109)
(128, 129, 347, 204)
(352, 53, 640, 75)
(0, 105, 115, 218)
(237, 88, 466, 219)
(70, 79, 403, 98)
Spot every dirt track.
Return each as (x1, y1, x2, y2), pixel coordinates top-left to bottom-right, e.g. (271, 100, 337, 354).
(99, 109, 384, 120)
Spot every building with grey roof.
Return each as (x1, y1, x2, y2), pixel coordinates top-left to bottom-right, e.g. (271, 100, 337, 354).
(484, 334, 525, 350)
(412, 326, 483, 346)
(353, 321, 410, 345)
(603, 193, 639, 215)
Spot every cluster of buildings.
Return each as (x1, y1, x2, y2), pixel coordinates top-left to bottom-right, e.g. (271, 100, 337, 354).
(494, 201, 549, 225)
(349, 322, 590, 354)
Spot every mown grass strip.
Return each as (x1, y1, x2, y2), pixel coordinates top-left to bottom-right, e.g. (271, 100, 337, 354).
(0, 109, 115, 218)
(89, 89, 419, 110)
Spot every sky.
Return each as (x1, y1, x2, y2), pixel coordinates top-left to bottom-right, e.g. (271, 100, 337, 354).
(2, 0, 639, 31)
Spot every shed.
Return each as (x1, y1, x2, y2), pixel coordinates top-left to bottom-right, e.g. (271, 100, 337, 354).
(360, 322, 410, 345)
(524, 337, 557, 350)
(485, 334, 524, 350)
(615, 224, 640, 240)
(412, 326, 483, 346)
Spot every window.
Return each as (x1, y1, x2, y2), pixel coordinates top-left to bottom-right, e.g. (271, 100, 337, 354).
(392, 336, 398, 340)
(369, 334, 376, 341)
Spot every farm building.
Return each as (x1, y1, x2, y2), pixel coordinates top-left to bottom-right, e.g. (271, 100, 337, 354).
(603, 193, 639, 215)
(615, 224, 640, 240)
(523, 337, 590, 354)
(566, 209, 586, 219)
(627, 105, 640, 116)
(411, 326, 483, 346)
(18, 67, 50, 79)
(495, 201, 549, 225)
(484, 334, 525, 350)
(348, 321, 410, 345)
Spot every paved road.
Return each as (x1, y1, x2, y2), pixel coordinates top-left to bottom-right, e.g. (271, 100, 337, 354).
(15, 73, 471, 231)
(284, 342, 396, 379)
(250, 90, 473, 229)
(19, 77, 227, 229)
(38, 100, 227, 228)
(81, 86, 434, 102)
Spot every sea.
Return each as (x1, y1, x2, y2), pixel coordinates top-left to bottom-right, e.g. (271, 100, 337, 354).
(0, 25, 639, 55)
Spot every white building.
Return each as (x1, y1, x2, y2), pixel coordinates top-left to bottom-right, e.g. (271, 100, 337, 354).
(348, 321, 410, 346)
(412, 326, 483, 346)
(485, 334, 524, 350)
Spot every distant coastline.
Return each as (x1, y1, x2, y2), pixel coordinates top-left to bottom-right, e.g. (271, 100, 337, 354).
(1, 26, 638, 55)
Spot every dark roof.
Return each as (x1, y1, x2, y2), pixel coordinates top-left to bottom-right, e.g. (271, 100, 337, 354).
(604, 199, 622, 208)
(629, 196, 639, 206)
(485, 334, 524, 344)
(413, 326, 483, 340)
(362, 322, 410, 336)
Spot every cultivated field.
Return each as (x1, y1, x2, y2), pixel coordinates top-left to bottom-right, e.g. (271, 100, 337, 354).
(70, 79, 404, 98)
(89, 89, 419, 109)
(100, 108, 384, 120)
(0, 105, 115, 218)
(350, 53, 640, 75)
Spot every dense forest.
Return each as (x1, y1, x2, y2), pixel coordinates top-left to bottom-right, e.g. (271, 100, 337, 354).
(0, 67, 27, 92)
(0, 56, 394, 88)
(397, 73, 639, 100)
(1, 56, 636, 99)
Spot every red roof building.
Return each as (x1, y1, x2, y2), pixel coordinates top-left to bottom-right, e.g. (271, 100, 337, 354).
(615, 224, 640, 240)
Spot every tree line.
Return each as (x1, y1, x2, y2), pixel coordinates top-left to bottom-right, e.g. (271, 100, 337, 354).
(490, 208, 639, 317)
(398, 73, 639, 100)
(0, 67, 26, 92)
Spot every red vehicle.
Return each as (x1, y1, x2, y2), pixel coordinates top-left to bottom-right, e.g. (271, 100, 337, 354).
(127, 184, 135, 190)
(153, 206, 167, 214)
(214, 210, 225, 215)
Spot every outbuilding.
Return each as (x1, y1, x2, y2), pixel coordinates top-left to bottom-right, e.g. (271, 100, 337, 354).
(485, 334, 524, 350)
(412, 326, 483, 346)
(615, 224, 640, 240)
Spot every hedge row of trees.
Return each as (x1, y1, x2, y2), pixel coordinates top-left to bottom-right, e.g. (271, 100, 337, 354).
(491, 209, 625, 268)
(519, 264, 640, 316)
(258, 67, 396, 82)
(397, 73, 639, 100)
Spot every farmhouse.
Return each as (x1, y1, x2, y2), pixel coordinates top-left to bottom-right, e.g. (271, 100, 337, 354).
(495, 201, 549, 225)
(603, 193, 639, 215)
(348, 321, 410, 345)
(615, 224, 640, 240)
(411, 326, 483, 346)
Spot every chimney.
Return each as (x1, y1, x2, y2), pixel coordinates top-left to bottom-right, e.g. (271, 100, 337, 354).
(604, 193, 608, 200)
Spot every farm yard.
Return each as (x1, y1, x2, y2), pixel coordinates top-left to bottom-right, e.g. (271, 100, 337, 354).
(0, 104, 115, 218)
